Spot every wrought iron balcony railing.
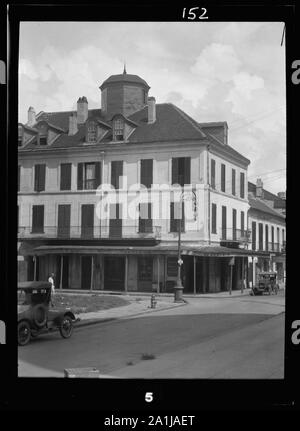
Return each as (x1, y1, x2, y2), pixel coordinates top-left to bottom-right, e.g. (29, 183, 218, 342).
(220, 228, 251, 243)
(18, 224, 162, 240)
(267, 242, 280, 252)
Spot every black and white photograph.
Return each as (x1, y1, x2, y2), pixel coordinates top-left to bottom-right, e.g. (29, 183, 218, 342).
(2, 1, 299, 413)
(16, 19, 286, 379)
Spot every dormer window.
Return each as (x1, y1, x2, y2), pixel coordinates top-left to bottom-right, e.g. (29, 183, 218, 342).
(18, 125, 23, 147)
(87, 122, 97, 143)
(113, 118, 124, 141)
(39, 136, 47, 146)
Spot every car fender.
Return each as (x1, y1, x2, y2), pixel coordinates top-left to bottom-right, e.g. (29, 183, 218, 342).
(53, 310, 76, 326)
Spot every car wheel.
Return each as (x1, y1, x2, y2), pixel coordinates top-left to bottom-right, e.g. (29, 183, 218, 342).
(59, 316, 73, 339)
(33, 304, 48, 328)
(18, 321, 31, 346)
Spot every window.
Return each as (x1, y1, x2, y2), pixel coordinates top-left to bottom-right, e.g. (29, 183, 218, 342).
(172, 157, 191, 186)
(241, 211, 245, 235)
(221, 206, 227, 240)
(34, 164, 46, 192)
(252, 221, 256, 250)
(140, 159, 153, 189)
(58, 205, 71, 238)
(81, 204, 94, 238)
(232, 209, 237, 240)
(18, 165, 20, 192)
(143, 90, 147, 104)
(113, 118, 124, 141)
(170, 201, 185, 232)
(265, 225, 269, 251)
(111, 161, 123, 189)
(282, 228, 285, 244)
(240, 172, 245, 198)
(139, 203, 153, 233)
(77, 162, 101, 190)
(32, 205, 44, 233)
(167, 257, 178, 277)
(87, 122, 97, 143)
(60, 164, 72, 191)
(232, 169, 236, 195)
(211, 203, 217, 234)
(221, 164, 226, 192)
(277, 227, 280, 244)
(271, 226, 274, 247)
(258, 223, 263, 250)
(39, 136, 47, 146)
(211, 159, 216, 189)
(138, 257, 153, 281)
(18, 126, 23, 147)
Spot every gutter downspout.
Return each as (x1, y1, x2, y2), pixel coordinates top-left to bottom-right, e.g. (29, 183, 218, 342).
(207, 144, 211, 245)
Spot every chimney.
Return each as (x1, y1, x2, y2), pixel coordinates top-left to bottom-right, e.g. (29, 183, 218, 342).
(256, 178, 264, 198)
(77, 96, 88, 124)
(68, 112, 78, 136)
(148, 97, 156, 124)
(27, 106, 36, 127)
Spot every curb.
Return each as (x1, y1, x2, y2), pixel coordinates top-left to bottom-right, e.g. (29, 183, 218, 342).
(75, 301, 187, 329)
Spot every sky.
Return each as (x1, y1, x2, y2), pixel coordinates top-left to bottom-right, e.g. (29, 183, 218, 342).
(19, 21, 286, 194)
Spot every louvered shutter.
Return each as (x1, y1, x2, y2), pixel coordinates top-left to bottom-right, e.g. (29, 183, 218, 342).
(77, 163, 84, 190)
(184, 157, 191, 185)
(95, 162, 101, 188)
(172, 158, 178, 185)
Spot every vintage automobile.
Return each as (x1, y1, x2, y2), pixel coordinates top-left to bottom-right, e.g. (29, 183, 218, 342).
(18, 281, 77, 346)
(251, 271, 279, 296)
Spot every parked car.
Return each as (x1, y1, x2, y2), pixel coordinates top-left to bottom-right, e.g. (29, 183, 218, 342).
(18, 281, 77, 346)
(251, 272, 279, 296)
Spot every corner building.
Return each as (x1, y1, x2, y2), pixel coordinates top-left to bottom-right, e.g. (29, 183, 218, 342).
(18, 69, 267, 293)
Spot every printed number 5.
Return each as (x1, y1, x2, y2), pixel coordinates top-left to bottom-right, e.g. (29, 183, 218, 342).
(145, 392, 153, 402)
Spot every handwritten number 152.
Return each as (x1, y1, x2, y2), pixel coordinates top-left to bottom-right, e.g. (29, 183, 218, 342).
(183, 7, 208, 20)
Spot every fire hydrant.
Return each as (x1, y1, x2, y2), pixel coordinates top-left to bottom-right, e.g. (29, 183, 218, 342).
(150, 294, 157, 309)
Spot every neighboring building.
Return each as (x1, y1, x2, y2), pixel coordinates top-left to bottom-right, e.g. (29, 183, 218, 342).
(18, 69, 267, 294)
(247, 179, 286, 287)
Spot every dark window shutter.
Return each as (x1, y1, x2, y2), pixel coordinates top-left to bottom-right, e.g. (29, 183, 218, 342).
(211, 159, 216, 188)
(77, 163, 84, 190)
(111, 161, 123, 189)
(240, 172, 245, 198)
(141, 159, 153, 188)
(60, 164, 71, 190)
(222, 206, 227, 239)
(212, 203, 217, 234)
(39, 165, 45, 191)
(252, 221, 256, 250)
(32, 205, 44, 233)
(241, 211, 244, 233)
(34, 165, 39, 191)
(95, 162, 101, 188)
(184, 157, 191, 185)
(172, 158, 179, 185)
(221, 164, 226, 192)
(233, 209, 237, 240)
(232, 169, 236, 195)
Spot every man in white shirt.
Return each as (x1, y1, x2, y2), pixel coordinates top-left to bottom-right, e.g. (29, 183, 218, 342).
(48, 272, 55, 307)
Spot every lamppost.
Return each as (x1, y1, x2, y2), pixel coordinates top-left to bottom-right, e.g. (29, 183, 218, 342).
(174, 190, 197, 303)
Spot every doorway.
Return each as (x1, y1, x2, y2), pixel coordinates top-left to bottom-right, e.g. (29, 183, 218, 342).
(81, 256, 92, 290)
(104, 256, 125, 290)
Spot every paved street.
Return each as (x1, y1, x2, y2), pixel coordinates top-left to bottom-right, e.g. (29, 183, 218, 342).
(18, 291, 285, 378)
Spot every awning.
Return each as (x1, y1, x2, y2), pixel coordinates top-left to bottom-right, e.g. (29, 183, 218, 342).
(31, 243, 269, 258)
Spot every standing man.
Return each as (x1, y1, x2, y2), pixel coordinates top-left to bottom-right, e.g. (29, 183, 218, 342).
(48, 272, 55, 307)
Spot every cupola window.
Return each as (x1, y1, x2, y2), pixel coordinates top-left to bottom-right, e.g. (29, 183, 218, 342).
(113, 118, 124, 141)
(18, 126, 23, 147)
(87, 122, 97, 143)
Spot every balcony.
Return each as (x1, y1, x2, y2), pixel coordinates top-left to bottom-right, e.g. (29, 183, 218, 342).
(18, 225, 162, 241)
(267, 242, 280, 252)
(220, 228, 251, 243)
